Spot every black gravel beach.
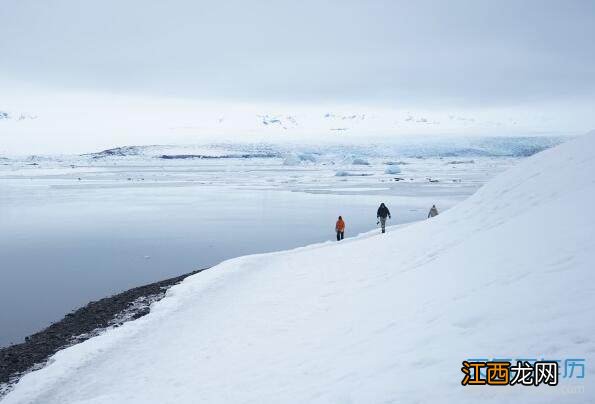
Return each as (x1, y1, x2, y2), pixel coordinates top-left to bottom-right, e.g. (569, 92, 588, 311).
(0, 269, 206, 395)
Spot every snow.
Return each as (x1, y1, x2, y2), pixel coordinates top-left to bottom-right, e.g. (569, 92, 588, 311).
(281, 153, 301, 166)
(384, 165, 401, 174)
(351, 157, 370, 165)
(334, 170, 354, 177)
(0, 139, 525, 347)
(282, 152, 318, 166)
(3, 133, 594, 403)
(334, 170, 372, 177)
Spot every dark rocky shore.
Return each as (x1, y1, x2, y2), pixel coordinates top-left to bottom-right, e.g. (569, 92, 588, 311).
(0, 268, 207, 395)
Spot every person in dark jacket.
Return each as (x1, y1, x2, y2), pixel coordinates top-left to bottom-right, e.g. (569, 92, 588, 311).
(376, 203, 391, 233)
(428, 204, 439, 218)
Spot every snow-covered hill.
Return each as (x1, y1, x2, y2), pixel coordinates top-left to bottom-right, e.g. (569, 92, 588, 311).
(3, 132, 594, 403)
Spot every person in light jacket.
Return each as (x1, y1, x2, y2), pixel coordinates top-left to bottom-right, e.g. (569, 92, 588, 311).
(428, 204, 439, 218)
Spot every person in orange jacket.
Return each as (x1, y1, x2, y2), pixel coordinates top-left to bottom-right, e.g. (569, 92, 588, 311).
(335, 216, 345, 241)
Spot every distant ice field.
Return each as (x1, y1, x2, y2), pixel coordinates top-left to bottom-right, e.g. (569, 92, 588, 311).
(0, 137, 564, 347)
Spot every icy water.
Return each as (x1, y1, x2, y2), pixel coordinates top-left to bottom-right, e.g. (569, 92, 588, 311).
(0, 140, 557, 346)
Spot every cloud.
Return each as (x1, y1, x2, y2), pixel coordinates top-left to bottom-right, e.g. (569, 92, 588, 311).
(0, 1, 594, 107)
(449, 115, 476, 123)
(257, 114, 299, 129)
(0, 110, 38, 121)
(403, 115, 439, 125)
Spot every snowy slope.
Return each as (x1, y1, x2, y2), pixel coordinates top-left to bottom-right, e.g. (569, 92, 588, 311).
(3, 132, 595, 403)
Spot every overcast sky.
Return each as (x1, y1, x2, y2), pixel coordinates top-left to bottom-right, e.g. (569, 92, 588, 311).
(1, 0, 594, 153)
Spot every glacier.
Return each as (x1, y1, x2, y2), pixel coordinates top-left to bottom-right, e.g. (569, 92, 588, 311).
(1, 137, 527, 348)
